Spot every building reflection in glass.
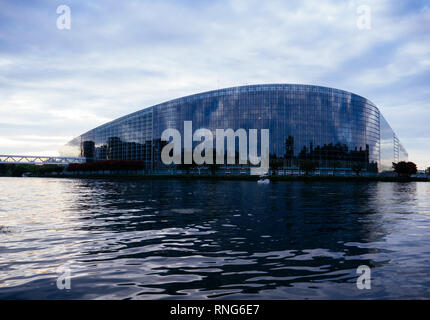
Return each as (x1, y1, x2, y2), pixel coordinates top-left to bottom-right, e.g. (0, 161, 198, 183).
(61, 84, 407, 172)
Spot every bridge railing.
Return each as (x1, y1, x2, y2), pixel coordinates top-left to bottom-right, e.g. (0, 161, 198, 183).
(0, 155, 86, 166)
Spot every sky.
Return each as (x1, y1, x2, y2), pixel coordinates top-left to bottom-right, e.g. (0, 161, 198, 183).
(0, 0, 429, 168)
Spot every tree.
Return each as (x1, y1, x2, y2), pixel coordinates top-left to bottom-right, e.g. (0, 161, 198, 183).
(299, 160, 318, 176)
(352, 163, 365, 176)
(178, 162, 195, 174)
(392, 161, 417, 177)
(39, 164, 64, 174)
(206, 163, 219, 175)
(207, 150, 221, 175)
(270, 157, 283, 175)
(330, 161, 342, 176)
(426, 167, 430, 175)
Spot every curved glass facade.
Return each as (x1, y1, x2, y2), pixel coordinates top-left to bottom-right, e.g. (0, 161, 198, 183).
(61, 84, 407, 173)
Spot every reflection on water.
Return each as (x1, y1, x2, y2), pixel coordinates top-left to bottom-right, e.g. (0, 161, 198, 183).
(0, 177, 430, 299)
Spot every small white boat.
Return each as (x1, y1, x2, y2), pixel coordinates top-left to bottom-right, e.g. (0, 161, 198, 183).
(257, 174, 270, 184)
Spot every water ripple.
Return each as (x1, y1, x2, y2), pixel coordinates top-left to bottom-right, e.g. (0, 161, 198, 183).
(1, 178, 430, 299)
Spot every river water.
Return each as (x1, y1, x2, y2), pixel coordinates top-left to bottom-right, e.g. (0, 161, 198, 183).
(0, 177, 429, 299)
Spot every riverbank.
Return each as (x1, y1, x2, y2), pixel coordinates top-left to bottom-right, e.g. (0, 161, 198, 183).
(13, 173, 429, 182)
(1, 163, 428, 182)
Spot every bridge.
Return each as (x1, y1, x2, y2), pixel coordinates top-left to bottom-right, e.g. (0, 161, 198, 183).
(0, 155, 86, 166)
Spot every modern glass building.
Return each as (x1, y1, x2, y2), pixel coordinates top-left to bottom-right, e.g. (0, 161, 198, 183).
(61, 84, 407, 173)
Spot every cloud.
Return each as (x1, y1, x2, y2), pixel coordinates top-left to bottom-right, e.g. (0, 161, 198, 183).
(0, 0, 429, 168)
